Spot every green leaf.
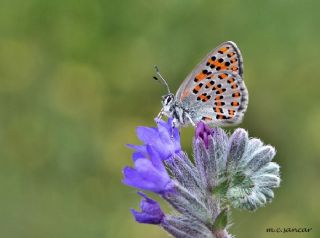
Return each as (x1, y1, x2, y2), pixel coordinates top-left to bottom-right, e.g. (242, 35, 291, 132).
(212, 178, 230, 197)
(213, 208, 229, 230)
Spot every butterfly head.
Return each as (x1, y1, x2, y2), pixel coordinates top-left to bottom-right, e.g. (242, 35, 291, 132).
(161, 93, 175, 107)
(161, 93, 176, 116)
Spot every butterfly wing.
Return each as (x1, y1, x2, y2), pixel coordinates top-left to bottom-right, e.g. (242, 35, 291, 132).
(176, 41, 248, 126)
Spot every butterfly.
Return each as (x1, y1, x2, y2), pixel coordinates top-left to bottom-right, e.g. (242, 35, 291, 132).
(155, 41, 248, 128)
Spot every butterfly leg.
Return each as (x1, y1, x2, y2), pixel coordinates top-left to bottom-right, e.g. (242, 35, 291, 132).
(157, 108, 164, 119)
(170, 120, 176, 139)
(186, 114, 196, 127)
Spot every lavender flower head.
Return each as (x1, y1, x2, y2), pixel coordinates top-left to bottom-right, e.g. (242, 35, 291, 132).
(131, 192, 164, 224)
(123, 144, 174, 194)
(123, 119, 281, 238)
(128, 118, 181, 161)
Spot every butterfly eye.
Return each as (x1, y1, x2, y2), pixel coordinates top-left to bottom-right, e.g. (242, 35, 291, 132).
(163, 94, 174, 105)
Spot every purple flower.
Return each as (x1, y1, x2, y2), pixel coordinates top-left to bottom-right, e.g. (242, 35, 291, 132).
(131, 192, 164, 224)
(128, 118, 181, 160)
(195, 121, 213, 149)
(123, 117, 280, 237)
(123, 145, 174, 194)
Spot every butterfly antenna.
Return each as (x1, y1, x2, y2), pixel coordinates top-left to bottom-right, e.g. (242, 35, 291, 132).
(153, 65, 171, 94)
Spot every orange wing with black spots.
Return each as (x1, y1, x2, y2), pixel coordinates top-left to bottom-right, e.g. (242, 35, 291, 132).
(176, 41, 248, 126)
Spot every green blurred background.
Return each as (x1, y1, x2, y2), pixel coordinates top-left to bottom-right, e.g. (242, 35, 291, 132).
(0, 0, 319, 237)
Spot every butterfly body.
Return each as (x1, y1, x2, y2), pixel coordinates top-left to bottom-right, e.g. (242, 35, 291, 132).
(158, 41, 248, 128)
(161, 93, 193, 127)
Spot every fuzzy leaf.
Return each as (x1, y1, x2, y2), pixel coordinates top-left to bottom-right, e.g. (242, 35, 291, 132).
(162, 216, 214, 238)
(212, 178, 230, 198)
(194, 138, 218, 192)
(246, 146, 276, 173)
(164, 183, 211, 225)
(210, 127, 229, 174)
(213, 209, 229, 230)
(227, 129, 248, 169)
(166, 153, 204, 200)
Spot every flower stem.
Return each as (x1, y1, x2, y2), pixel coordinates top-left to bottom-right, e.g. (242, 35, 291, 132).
(213, 229, 232, 238)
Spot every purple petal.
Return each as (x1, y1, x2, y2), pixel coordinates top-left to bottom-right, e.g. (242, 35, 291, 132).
(196, 121, 205, 138)
(138, 192, 161, 214)
(156, 120, 181, 159)
(136, 127, 158, 144)
(195, 121, 213, 149)
(123, 158, 172, 194)
(134, 159, 170, 189)
(155, 118, 173, 132)
(146, 145, 166, 173)
(137, 191, 150, 200)
(131, 209, 163, 224)
(132, 152, 145, 161)
(122, 167, 144, 188)
(123, 118, 178, 193)
(130, 192, 164, 224)
(157, 121, 172, 146)
(127, 144, 147, 154)
(130, 118, 182, 161)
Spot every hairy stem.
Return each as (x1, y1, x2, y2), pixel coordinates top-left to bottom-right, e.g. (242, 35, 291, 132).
(213, 229, 232, 238)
